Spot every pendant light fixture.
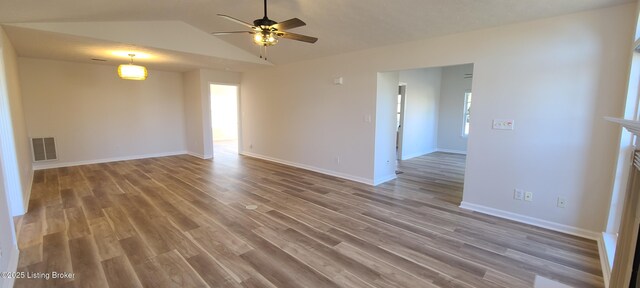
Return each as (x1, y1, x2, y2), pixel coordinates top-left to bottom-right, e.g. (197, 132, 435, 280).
(118, 54, 147, 80)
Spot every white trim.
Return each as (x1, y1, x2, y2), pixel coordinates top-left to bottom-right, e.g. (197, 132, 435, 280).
(1, 247, 19, 288)
(599, 232, 617, 288)
(22, 170, 33, 214)
(0, 48, 26, 217)
(187, 151, 208, 159)
(401, 149, 468, 159)
(373, 173, 397, 185)
(605, 117, 640, 135)
(436, 148, 467, 155)
(241, 151, 376, 185)
(32, 151, 188, 170)
(459, 201, 600, 240)
(401, 149, 436, 160)
(208, 83, 242, 162)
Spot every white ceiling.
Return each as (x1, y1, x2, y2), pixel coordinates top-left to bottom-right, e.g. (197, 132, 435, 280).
(0, 0, 633, 72)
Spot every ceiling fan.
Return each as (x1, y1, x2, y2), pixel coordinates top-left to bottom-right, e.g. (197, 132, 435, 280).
(213, 0, 318, 60)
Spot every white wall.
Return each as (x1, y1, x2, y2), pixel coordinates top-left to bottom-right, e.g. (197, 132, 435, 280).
(0, 26, 23, 288)
(19, 58, 187, 168)
(183, 70, 204, 157)
(459, 5, 633, 236)
(437, 64, 473, 153)
(0, 152, 17, 288)
(606, 5, 640, 237)
(374, 72, 400, 184)
(399, 68, 442, 160)
(240, 4, 634, 235)
(183, 69, 241, 158)
(0, 27, 32, 216)
(240, 61, 378, 184)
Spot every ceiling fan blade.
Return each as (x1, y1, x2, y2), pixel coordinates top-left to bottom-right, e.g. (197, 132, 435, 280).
(272, 18, 306, 31)
(211, 31, 253, 36)
(280, 32, 318, 43)
(217, 14, 254, 28)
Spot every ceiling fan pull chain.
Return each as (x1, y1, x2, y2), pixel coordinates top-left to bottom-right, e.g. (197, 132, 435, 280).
(264, 44, 268, 61)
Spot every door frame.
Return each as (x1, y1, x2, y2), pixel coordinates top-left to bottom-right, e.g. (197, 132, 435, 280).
(397, 83, 407, 160)
(208, 83, 242, 154)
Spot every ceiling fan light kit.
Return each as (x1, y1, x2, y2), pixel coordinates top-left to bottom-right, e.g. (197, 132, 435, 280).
(213, 0, 318, 60)
(118, 54, 148, 80)
(253, 31, 278, 46)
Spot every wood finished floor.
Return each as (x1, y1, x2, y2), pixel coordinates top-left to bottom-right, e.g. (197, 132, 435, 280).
(14, 151, 604, 288)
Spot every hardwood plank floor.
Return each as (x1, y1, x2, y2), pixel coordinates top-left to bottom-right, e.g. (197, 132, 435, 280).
(14, 150, 603, 288)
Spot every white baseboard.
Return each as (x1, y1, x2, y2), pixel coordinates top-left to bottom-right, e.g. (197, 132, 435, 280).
(437, 148, 467, 155)
(401, 149, 436, 161)
(598, 232, 617, 288)
(32, 151, 189, 170)
(373, 173, 397, 185)
(241, 151, 375, 186)
(459, 201, 600, 240)
(1, 247, 19, 288)
(22, 170, 34, 215)
(187, 152, 207, 159)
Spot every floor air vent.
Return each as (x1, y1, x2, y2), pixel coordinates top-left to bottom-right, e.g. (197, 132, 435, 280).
(31, 137, 57, 161)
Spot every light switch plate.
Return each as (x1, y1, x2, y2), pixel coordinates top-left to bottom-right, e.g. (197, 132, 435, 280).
(493, 119, 514, 130)
(514, 189, 524, 200)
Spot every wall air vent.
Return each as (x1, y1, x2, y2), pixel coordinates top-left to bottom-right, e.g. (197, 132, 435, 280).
(31, 137, 57, 162)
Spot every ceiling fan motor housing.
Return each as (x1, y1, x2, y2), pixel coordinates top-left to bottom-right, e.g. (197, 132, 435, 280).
(254, 17, 277, 28)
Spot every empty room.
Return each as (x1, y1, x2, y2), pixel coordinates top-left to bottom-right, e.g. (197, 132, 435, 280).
(1, 0, 640, 287)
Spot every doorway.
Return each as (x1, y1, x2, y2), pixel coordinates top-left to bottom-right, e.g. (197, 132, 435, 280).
(210, 84, 239, 154)
(396, 84, 406, 160)
(376, 63, 474, 204)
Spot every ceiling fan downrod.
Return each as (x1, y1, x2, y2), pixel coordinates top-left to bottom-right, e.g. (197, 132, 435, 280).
(263, 0, 268, 19)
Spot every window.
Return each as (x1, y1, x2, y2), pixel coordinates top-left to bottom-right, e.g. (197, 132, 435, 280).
(397, 85, 405, 131)
(463, 91, 472, 136)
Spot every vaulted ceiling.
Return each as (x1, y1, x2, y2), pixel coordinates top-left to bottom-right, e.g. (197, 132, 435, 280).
(0, 0, 633, 72)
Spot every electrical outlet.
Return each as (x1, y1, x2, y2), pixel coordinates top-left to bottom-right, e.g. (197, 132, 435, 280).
(557, 197, 567, 208)
(0, 248, 3, 259)
(514, 189, 524, 200)
(524, 191, 533, 201)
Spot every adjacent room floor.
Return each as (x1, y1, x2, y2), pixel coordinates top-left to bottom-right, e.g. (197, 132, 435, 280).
(13, 151, 603, 287)
(394, 152, 466, 205)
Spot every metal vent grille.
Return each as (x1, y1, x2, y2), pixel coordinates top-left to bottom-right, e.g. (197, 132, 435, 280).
(31, 137, 57, 162)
